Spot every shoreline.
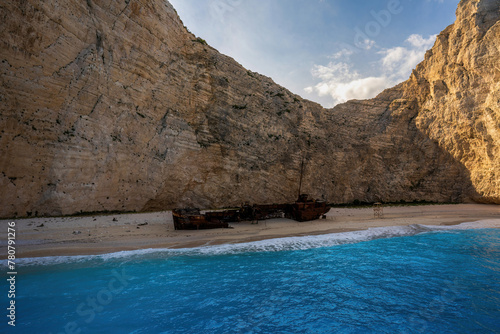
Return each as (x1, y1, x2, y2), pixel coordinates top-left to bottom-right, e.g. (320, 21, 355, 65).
(1, 204, 499, 259)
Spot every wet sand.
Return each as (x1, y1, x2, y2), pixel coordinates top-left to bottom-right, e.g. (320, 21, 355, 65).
(1, 204, 499, 259)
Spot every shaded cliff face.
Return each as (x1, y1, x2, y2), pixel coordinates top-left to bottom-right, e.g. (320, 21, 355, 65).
(406, 0, 500, 203)
(331, 0, 500, 205)
(0, 0, 498, 217)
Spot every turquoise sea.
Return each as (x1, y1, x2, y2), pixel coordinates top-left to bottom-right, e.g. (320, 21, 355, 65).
(2, 224, 500, 333)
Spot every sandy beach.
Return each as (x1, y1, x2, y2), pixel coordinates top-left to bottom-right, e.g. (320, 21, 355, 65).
(1, 204, 499, 259)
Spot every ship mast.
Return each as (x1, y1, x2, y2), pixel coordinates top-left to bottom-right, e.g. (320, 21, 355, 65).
(298, 156, 305, 199)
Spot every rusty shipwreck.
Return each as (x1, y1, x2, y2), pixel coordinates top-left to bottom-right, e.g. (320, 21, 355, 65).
(172, 157, 330, 230)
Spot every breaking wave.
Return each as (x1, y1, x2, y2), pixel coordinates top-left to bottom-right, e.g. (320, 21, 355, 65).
(5, 220, 499, 267)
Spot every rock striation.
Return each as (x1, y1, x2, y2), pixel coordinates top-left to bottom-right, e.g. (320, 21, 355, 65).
(0, 0, 498, 218)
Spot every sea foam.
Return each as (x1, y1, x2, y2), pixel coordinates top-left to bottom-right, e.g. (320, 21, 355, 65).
(5, 220, 499, 267)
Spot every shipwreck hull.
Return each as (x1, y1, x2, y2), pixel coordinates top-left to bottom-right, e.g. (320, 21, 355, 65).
(172, 208, 230, 230)
(172, 194, 330, 230)
(286, 201, 329, 222)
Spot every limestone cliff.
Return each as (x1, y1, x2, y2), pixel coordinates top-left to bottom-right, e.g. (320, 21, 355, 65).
(406, 0, 500, 203)
(0, 0, 498, 218)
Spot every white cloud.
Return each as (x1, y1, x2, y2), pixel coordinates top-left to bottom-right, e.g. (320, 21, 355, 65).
(334, 77, 392, 100)
(305, 61, 394, 104)
(311, 62, 357, 81)
(379, 34, 436, 77)
(305, 34, 437, 107)
(407, 34, 436, 48)
(330, 48, 354, 60)
(358, 38, 376, 50)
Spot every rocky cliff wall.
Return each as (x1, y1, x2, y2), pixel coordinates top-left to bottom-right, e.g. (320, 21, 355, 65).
(407, 0, 500, 203)
(0, 0, 498, 218)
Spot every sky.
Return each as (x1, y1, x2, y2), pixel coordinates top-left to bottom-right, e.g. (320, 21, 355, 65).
(168, 0, 459, 107)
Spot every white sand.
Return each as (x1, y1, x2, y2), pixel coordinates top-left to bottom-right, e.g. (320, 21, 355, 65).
(1, 204, 499, 259)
